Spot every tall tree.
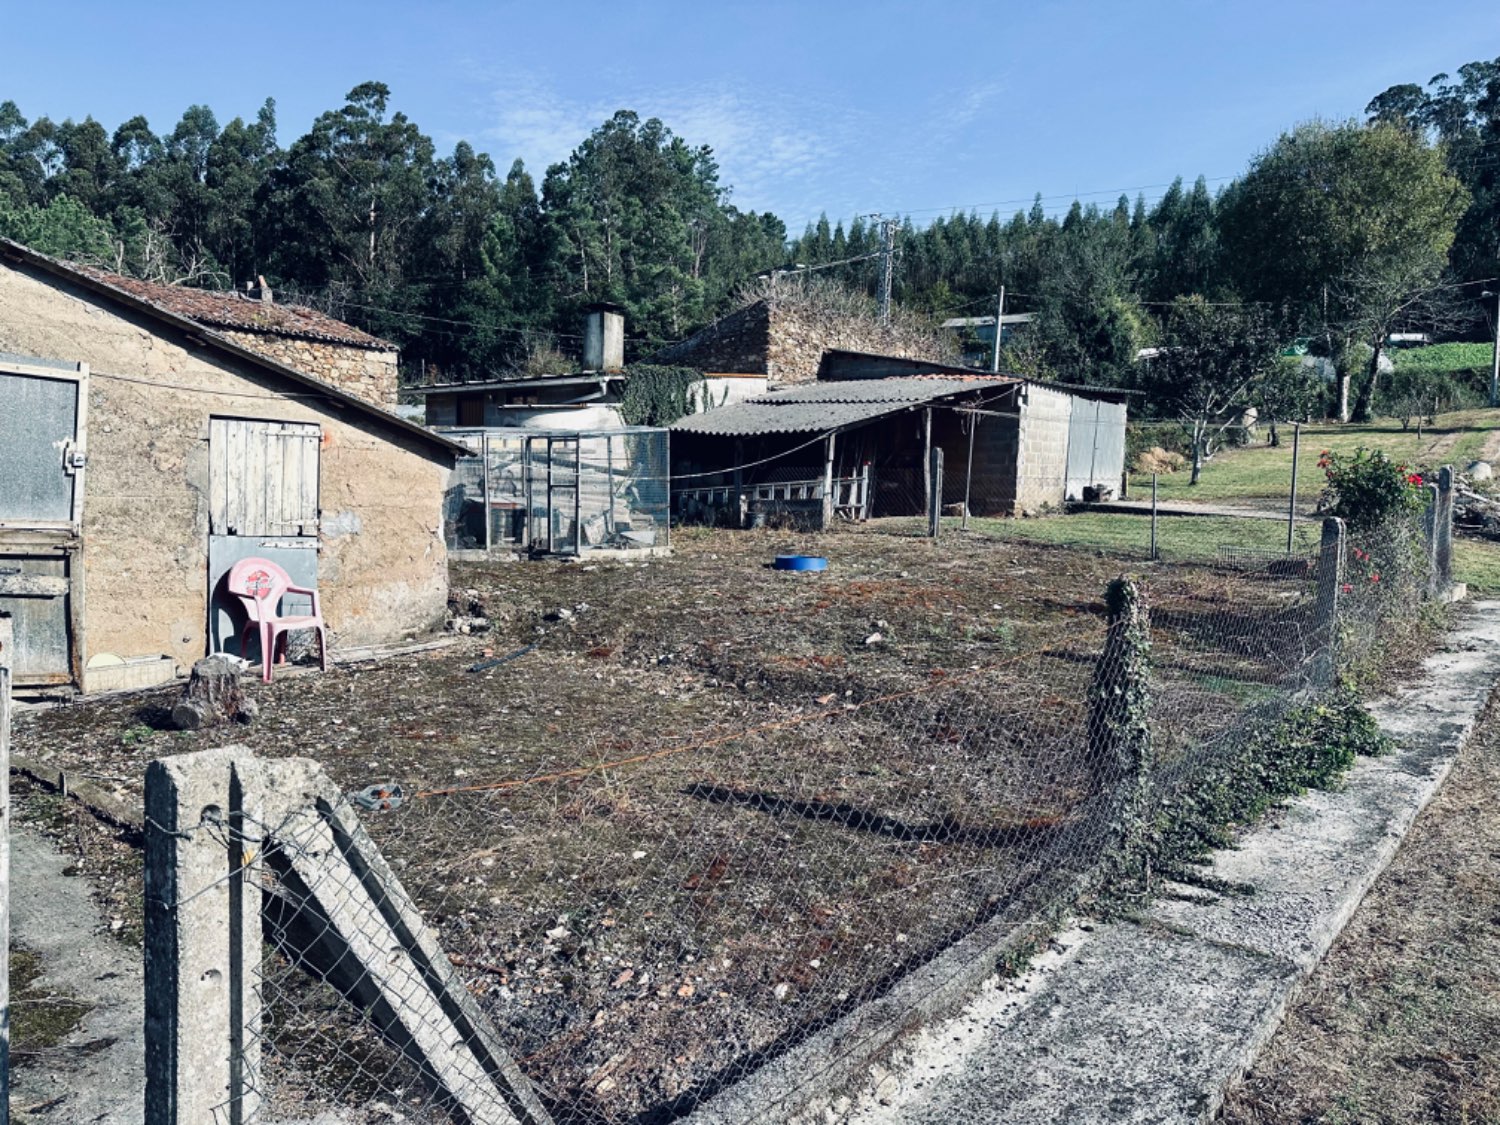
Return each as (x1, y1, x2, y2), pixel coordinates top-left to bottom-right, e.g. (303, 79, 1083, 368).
(1146, 296, 1283, 482)
(1219, 120, 1467, 421)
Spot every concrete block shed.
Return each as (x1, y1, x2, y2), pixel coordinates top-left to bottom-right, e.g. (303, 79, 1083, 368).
(0, 238, 463, 694)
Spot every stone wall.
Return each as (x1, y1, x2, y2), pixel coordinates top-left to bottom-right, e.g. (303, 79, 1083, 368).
(217, 329, 399, 411)
(765, 300, 954, 387)
(652, 301, 772, 375)
(0, 261, 450, 677)
(653, 297, 954, 387)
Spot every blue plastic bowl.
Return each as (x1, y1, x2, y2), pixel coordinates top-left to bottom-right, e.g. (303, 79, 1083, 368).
(774, 554, 828, 572)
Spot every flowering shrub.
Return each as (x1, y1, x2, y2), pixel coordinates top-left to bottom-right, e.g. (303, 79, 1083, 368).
(1316, 448, 1428, 532)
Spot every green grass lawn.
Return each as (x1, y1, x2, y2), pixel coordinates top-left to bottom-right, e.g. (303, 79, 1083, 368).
(1140, 408, 1500, 507)
(1454, 538, 1500, 595)
(966, 511, 1322, 560)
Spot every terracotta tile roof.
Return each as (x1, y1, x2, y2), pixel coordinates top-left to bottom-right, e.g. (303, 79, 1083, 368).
(71, 266, 395, 350)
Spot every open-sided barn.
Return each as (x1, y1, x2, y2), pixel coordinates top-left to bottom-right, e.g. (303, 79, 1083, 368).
(670, 357, 1127, 526)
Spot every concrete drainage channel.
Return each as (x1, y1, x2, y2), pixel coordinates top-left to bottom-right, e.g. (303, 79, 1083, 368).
(825, 601, 1500, 1125)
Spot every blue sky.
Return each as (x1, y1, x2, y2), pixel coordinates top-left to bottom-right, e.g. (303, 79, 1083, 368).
(8, 1, 1497, 231)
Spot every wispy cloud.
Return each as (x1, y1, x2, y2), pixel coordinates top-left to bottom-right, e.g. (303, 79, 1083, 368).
(477, 72, 874, 223)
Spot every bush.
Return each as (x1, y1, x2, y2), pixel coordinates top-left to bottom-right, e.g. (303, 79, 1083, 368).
(1392, 342, 1494, 378)
(618, 365, 703, 426)
(1316, 447, 1428, 531)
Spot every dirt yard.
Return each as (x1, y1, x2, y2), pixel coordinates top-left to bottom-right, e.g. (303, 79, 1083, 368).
(1219, 691, 1500, 1125)
(11, 522, 1334, 1124)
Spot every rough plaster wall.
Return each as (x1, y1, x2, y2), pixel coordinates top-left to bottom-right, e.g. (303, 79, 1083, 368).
(216, 329, 399, 410)
(1015, 385, 1073, 515)
(0, 263, 448, 672)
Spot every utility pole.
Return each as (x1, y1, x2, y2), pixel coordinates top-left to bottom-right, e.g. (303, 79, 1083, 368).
(990, 285, 1006, 373)
(1487, 289, 1500, 409)
(878, 217, 896, 326)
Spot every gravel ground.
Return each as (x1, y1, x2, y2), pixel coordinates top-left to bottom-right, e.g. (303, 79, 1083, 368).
(9, 523, 1331, 1124)
(1220, 690, 1500, 1125)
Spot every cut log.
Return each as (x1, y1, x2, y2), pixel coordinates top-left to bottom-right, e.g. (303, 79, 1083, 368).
(171, 656, 249, 730)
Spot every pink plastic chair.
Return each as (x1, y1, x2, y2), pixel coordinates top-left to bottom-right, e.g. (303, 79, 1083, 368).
(225, 557, 328, 683)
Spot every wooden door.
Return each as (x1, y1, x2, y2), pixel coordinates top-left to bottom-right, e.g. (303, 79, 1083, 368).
(0, 356, 88, 687)
(207, 418, 322, 655)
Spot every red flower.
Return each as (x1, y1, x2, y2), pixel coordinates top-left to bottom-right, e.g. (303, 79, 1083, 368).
(1341, 583, 1353, 593)
(1407, 473, 1423, 486)
(1370, 573, 1380, 583)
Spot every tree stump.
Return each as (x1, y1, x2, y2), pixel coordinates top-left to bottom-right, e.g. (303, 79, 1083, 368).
(171, 657, 252, 730)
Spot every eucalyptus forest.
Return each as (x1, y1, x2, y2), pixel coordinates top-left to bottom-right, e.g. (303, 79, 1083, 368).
(1, 57, 1496, 413)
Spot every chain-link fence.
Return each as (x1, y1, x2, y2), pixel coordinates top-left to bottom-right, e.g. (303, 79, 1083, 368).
(134, 472, 1452, 1123)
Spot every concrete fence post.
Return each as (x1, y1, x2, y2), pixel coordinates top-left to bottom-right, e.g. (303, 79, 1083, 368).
(1311, 517, 1346, 687)
(1087, 577, 1154, 866)
(1, 613, 11, 1125)
(1423, 482, 1441, 597)
(1436, 465, 1454, 593)
(143, 746, 552, 1125)
(927, 446, 944, 539)
(144, 747, 262, 1125)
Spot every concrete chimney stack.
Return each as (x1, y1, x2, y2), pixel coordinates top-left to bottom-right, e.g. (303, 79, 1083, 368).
(583, 305, 625, 370)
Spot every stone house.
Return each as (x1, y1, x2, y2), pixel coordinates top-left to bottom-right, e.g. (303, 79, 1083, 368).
(0, 239, 461, 694)
(73, 269, 401, 410)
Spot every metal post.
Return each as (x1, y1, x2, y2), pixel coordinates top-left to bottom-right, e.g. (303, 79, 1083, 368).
(822, 433, 836, 530)
(1489, 290, 1499, 408)
(0, 614, 10, 1125)
(545, 437, 554, 555)
(481, 432, 492, 554)
(573, 439, 583, 557)
(1287, 422, 1301, 554)
(1150, 473, 1159, 561)
(990, 285, 1005, 374)
(606, 436, 616, 534)
(921, 408, 933, 519)
(732, 439, 744, 530)
(1425, 481, 1441, 595)
(928, 446, 944, 538)
(962, 409, 977, 530)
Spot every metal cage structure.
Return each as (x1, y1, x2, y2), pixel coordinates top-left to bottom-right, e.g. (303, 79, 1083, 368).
(442, 427, 670, 556)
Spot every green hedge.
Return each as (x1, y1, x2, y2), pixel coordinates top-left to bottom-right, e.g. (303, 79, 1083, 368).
(1391, 342, 1494, 377)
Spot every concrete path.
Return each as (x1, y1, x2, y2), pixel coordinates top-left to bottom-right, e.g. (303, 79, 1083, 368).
(839, 602, 1500, 1125)
(9, 827, 145, 1124)
(1088, 499, 1300, 522)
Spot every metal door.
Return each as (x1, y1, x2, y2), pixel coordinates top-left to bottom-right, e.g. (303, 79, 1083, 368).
(207, 418, 321, 656)
(0, 356, 88, 686)
(524, 436, 580, 554)
(1063, 398, 1094, 501)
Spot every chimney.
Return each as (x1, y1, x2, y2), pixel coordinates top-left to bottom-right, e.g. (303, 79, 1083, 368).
(583, 304, 624, 370)
(250, 275, 273, 304)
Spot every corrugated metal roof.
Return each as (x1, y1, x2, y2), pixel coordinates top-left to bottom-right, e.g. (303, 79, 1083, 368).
(672, 399, 907, 436)
(672, 376, 1017, 436)
(745, 377, 1013, 405)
